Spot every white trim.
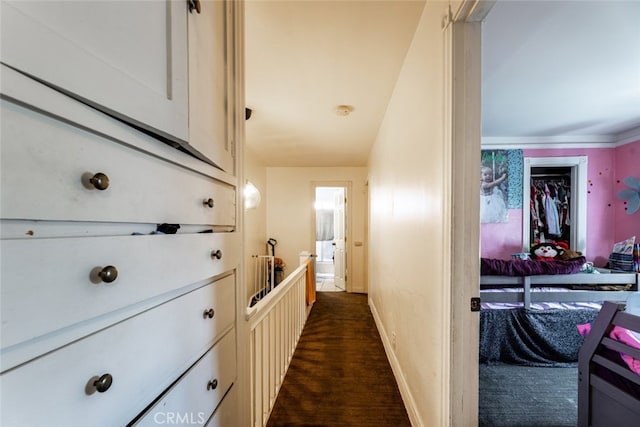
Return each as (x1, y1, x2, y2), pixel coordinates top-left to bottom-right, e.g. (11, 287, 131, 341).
(482, 128, 640, 149)
(482, 141, 614, 150)
(615, 126, 640, 147)
(309, 181, 352, 293)
(522, 156, 588, 255)
(452, 0, 496, 22)
(441, 16, 453, 425)
(482, 135, 614, 146)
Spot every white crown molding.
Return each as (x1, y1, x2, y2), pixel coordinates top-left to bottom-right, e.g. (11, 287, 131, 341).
(481, 136, 614, 150)
(615, 126, 640, 147)
(482, 130, 640, 149)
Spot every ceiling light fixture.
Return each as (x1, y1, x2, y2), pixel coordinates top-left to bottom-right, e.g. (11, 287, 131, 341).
(335, 105, 354, 117)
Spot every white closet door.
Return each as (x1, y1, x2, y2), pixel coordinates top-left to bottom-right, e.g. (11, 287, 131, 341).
(0, 0, 188, 142)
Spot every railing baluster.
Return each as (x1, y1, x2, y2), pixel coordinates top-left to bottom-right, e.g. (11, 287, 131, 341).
(247, 261, 312, 427)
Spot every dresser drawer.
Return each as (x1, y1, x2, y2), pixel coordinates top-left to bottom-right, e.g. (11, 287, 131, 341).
(0, 99, 235, 226)
(132, 330, 236, 426)
(0, 277, 235, 427)
(205, 385, 238, 427)
(1, 232, 239, 356)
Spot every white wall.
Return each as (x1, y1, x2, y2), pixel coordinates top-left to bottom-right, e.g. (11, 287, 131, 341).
(244, 147, 268, 302)
(266, 167, 368, 293)
(368, 3, 452, 425)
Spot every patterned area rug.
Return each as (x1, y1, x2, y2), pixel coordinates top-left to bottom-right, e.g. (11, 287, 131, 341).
(480, 363, 578, 427)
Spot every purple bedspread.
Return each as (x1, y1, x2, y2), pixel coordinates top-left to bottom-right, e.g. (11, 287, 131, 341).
(480, 256, 586, 276)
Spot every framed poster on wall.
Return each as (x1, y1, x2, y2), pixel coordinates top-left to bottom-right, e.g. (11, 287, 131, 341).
(480, 149, 523, 224)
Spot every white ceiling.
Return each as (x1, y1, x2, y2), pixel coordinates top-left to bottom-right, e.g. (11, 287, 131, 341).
(244, 0, 424, 166)
(245, 0, 640, 167)
(482, 0, 640, 144)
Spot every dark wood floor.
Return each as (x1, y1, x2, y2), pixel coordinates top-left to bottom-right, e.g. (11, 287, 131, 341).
(266, 292, 411, 427)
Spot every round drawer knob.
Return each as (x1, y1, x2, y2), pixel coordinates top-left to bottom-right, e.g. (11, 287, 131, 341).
(207, 379, 218, 391)
(98, 266, 118, 283)
(211, 249, 222, 260)
(89, 172, 110, 190)
(203, 308, 215, 319)
(94, 373, 113, 393)
(203, 198, 215, 208)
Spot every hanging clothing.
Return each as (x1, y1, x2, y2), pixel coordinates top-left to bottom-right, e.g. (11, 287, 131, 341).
(544, 183, 561, 236)
(531, 176, 571, 241)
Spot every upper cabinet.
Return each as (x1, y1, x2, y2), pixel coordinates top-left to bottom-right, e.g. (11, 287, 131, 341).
(187, 0, 235, 174)
(0, 0, 189, 142)
(0, 0, 236, 174)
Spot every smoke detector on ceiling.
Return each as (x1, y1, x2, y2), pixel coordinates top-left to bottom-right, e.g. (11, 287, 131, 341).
(336, 105, 354, 117)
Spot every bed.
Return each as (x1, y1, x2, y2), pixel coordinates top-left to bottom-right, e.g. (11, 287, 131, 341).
(479, 257, 639, 366)
(481, 257, 639, 309)
(577, 301, 640, 426)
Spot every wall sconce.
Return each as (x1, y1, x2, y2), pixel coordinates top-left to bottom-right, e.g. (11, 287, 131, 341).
(244, 181, 261, 210)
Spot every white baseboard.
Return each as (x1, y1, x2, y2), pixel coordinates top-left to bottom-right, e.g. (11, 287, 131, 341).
(368, 297, 422, 427)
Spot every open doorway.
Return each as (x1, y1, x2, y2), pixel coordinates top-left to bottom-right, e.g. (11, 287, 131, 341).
(522, 156, 588, 255)
(313, 186, 347, 292)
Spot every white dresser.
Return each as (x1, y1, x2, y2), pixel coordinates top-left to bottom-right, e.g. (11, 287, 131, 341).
(0, 1, 244, 425)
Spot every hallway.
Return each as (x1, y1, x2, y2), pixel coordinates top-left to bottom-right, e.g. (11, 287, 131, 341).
(315, 273, 344, 292)
(265, 292, 410, 426)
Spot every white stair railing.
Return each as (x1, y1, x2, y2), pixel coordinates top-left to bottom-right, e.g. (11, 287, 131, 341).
(245, 259, 311, 427)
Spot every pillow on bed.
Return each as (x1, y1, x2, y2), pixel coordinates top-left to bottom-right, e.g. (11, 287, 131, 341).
(480, 256, 586, 276)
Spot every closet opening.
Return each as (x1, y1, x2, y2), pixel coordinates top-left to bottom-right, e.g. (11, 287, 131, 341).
(522, 156, 588, 255)
(530, 166, 571, 245)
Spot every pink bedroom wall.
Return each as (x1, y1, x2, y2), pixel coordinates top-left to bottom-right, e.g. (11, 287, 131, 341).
(480, 146, 626, 266)
(480, 210, 523, 259)
(613, 140, 640, 243)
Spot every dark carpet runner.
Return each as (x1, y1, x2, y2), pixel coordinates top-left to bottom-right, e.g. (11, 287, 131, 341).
(266, 292, 411, 427)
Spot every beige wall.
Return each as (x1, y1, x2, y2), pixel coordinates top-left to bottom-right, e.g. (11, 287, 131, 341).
(368, 2, 452, 425)
(244, 148, 268, 303)
(266, 167, 368, 293)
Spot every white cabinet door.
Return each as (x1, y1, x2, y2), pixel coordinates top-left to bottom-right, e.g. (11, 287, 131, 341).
(187, 0, 234, 173)
(0, 0, 188, 143)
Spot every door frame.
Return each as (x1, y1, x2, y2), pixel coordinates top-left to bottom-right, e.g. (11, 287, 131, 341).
(522, 156, 588, 255)
(450, 1, 493, 425)
(310, 181, 352, 292)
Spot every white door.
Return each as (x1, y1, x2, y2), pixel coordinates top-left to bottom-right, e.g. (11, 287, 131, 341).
(0, 0, 188, 143)
(333, 189, 346, 291)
